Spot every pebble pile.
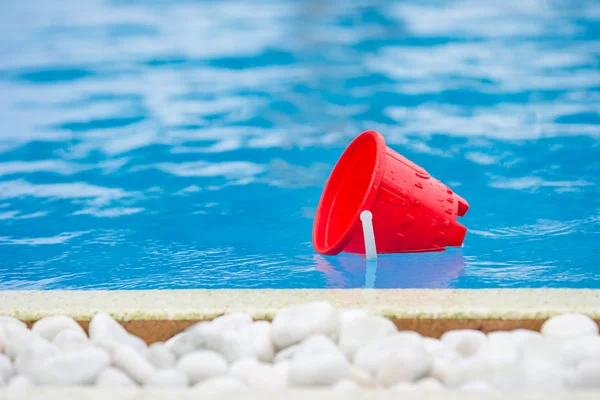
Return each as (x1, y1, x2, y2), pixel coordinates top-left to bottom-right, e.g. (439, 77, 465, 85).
(1, 302, 600, 393)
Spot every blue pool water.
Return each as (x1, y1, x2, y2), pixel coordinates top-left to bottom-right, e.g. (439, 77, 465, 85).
(0, 0, 599, 289)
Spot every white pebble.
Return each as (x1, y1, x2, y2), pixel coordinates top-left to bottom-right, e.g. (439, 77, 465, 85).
(271, 302, 339, 349)
(348, 365, 376, 388)
(14, 337, 59, 375)
(429, 350, 458, 382)
(560, 336, 600, 367)
(211, 313, 252, 332)
(89, 313, 148, 356)
(95, 367, 137, 387)
(0, 354, 12, 382)
(444, 339, 520, 388)
(29, 347, 110, 386)
(200, 328, 254, 362)
(415, 377, 444, 390)
(376, 347, 431, 386)
(571, 360, 600, 389)
(339, 309, 368, 325)
(423, 337, 445, 354)
(441, 329, 487, 358)
(246, 321, 275, 362)
(177, 350, 228, 384)
(3, 325, 36, 360)
(193, 376, 246, 394)
(389, 381, 417, 391)
(32, 316, 85, 342)
(331, 379, 361, 391)
(53, 329, 89, 352)
(293, 335, 340, 358)
(112, 345, 155, 384)
(288, 352, 348, 386)
(288, 337, 349, 387)
(230, 358, 286, 388)
(460, 380, 492, 392)
(144, 368, 189, 388)
(338, 315, 397, 359)
(353, 332, 423, 375)
(165, 332, 195, 357)
(7, 374, 36, 389)
(520, 359, 566, 391)
(0, 317, 27, 331)
(90, 338, 122, 358)
(148, 342, 176, 369)
(541, 314, 599, 339)
(274, 344, 297, 363)
(0, 328, 5, 354)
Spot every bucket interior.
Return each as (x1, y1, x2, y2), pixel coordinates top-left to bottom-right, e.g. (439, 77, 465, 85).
(314, 132, 382, 254)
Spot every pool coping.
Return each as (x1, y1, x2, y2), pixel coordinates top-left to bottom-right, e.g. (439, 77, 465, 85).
(2, 289, 599, 342)
(3, 289, 599, 321)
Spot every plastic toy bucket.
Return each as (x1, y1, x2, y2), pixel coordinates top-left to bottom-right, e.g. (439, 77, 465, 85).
(312, 130, 469, 255)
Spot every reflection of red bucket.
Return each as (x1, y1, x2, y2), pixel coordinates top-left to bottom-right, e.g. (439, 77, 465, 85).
(313, 130, 469, 255)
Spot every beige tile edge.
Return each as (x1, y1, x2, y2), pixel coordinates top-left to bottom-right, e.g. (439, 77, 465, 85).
(0, 388, 598, 400)
(1, 289, 599, 321)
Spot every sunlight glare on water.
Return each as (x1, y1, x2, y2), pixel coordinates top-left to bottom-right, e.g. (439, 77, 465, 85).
(0, 0, 599, 289)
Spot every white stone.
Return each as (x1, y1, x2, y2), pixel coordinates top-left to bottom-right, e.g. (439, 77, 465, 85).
(7, 374, 36, 389)
(376, 347, 431, 386)
(429, 350, 459, 382)
(389, 381, 417, 391)
(423, 337, 444, 354)
(0, 328, 5, 354)
(288, 334, 349, 387)
(90, 338, 122, 359)
(95, 367, 137, 387)
(460, 380, 492, 392)
(294, 335, 340, 358)
(521, 336, 562, 364)
(190, 325, 254, 362)
(571, 360, 600, 389)
(0, 373, 4, 387)
(444, 339, 521, 389)
(3, 325, 36, 360)
(246, 321, 275, 362)
(211, 313, 252, 332)
(271, 302, 339, 349)
(193, 376, 246, 395)
(230, 358, 286, 389)
(53, 329, 89, 352)
(353, 332, 424, 375)
(14, 337, 59, 375)
(0, 354, 12, 382)
(165, 332, 195, 357)
(29, 347, 110, 386)
(541, 314, 598, 339)
(338, 315, 397, 359)
(144, 368, 189, 388)
(519, 359, 566, 391)
(331, 379, 361, 391)
(230, 358, 262, 383)
(274, 344, 297, 363)
(415, 377, 444, 390)
(441, 329, 487, 358)
(339, 309, 368, 325)
(177, 350, 228, 384)
(88, 313, 148, 356)
(31, 316, 85, 342)
(348, 365, 376, 388)
(148, 342, 176, 369)
(112, 345, 155, 384)
(0, 317, 27, 331)
(560, 336, 600, 367)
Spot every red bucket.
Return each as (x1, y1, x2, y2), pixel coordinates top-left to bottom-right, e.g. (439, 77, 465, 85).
(312, 130, 469, 255)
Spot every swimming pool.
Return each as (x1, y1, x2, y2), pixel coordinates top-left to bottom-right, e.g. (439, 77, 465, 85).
(0, 0, 598, 289)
